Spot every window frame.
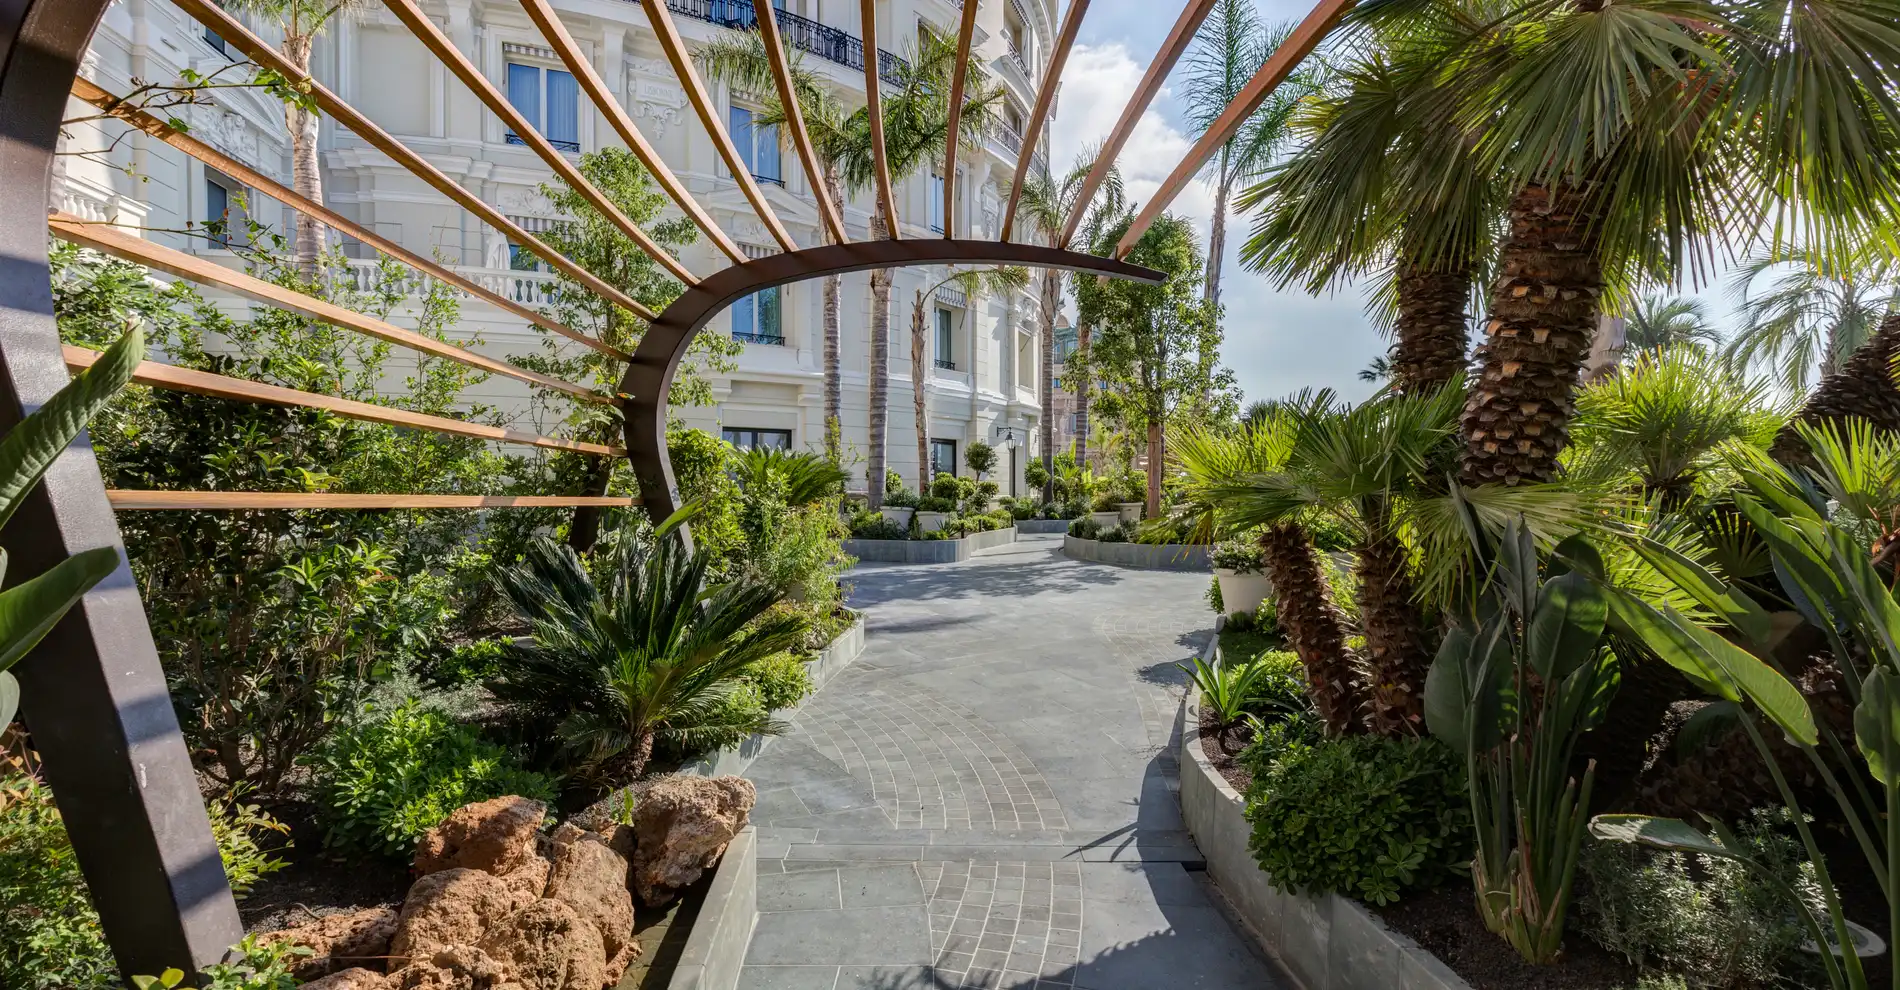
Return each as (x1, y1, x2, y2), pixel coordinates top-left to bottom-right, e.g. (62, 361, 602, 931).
(933, 306, 956, 369)
(505, 61, 580, 152)
(202, 167, 246, 248)
(727, 103, 783, 187)
(929, 438, 959, 479)
(731, 286, 784, 345)
(722, 427, 794, 451)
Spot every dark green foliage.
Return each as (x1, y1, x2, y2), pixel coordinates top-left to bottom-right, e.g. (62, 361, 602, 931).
(1024, 458, 1050, 491)
(743, 652, 815, 711)
(848, 511, 909, 540)
(1243, 734, 1471, 905)
(733, 448, 849, 506)
(309, 701, 556, 859)
(1068, 517, 1103, 539)
(423, 637, 509, 689)
(965, 440, 998, 477)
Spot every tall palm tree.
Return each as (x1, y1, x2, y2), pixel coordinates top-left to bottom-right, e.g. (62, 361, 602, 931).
(226, 0, 368, 273)
(1394, 0, 1900, 486)
(1011, 149, 1126, 485)
(1182, 0, 1305, 316)
(1621, 295, 1722, 362)
(908, 266, 1029, 491)
(1726, 253, 1900, 393)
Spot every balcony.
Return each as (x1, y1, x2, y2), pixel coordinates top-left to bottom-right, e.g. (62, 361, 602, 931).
(734, 330, 786, 345)
(935, 358, 958, 371)
(344, 259, 561, 308)
(641, 0, 909, 86)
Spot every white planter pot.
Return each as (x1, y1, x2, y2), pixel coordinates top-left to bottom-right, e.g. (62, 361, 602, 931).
(1089, 511, 1122, 529)
(915, 510, 949, 533)
(880, 507, 914, 528)
(1214, 568, 1273, 616)
(1116, 502, 1144, 525)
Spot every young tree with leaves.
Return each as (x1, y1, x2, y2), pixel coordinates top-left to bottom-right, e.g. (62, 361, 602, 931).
(908, 266, 1030, 491)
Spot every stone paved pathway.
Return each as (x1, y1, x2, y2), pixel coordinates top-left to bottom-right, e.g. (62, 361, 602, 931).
(736, 535, 1285, 990)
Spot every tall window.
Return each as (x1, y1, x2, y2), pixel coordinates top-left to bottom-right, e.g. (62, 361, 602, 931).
(723, 427, 793, 450)
(506, 63, 579, 151)
(933, 308, 956, 369)
(728, 105, 782, 186)
(927, 174, 945, 233)
(732, 286, 783, 344)
(204, 169, 245, 247)
(930, 439, 958, 478)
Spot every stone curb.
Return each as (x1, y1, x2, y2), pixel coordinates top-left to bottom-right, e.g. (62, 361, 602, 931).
(664, 825, 757, 990)
(1061, 534, 1212, 571)
(1178, 631, 1473, 990)
(685, 612, 868, 778)
(842, 526, 1018, 563)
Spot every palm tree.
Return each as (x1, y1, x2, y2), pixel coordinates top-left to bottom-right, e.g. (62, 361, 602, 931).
(1181, 0, 1305, 316)
(489, 530, 806, 782)
(225, 0, 368, 273)
(1621, 295, 1722, 362)
(908, 266, 1029, 491)
(1359, 354, 1393, 384)
(1726, 253, 1900, 394)
(1011, 149, 1127, 486)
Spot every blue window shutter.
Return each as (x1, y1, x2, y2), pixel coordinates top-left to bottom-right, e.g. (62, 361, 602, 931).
(732, 292, 755, 336)
(757, 122, 780, 182)
(728, 105, 754, 174)
(545, 70, 579, 149)
(506, 64, 540, 140)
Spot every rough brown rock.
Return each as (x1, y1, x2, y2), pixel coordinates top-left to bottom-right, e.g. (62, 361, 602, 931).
(628, 774, 755, 905)
(299, 968, 393, 990)
(414, 796, 547, 877)
(478, 898, 609, 990)
(390, 869, 518, 966)
(566, 787, 639, 835)
(545, 825, 638, 982)
(260, 906, 399, 978)
(497, 853, 552, 910)
(388, 945, 516, 990)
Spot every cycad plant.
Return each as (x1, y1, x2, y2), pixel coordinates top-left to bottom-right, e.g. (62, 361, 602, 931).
(1621, 295, 1722, 362)
(489, 524, 807, 781)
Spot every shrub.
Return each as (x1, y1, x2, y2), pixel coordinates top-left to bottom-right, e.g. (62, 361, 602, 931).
(1207, 576, 1224, 613)
(1578, 809, 1822, 989)
(1006, 499, 1037, 521)
(744, 652, 815, 711)
(1097, 523, 1130, 543)
(309, 700, 557, 859)
(134, 934, 310, 990)
(1067, 517, 1102, 539)
(848, 511, 908, 540)
(425, 637, 508, 688)
(1243, 650, 1310, 722)
(965, 440, 998, 477)
(883, 486, 920, 508)
(670, 680, 772, 756)
(930, 472, 964, 500)
(1244, 735, 1470, 905)
(1024, 458, 1050, 490)
(885, 468, 906, 495)
(1212, 538, 1267, 574)
(916, 495, 957, 512)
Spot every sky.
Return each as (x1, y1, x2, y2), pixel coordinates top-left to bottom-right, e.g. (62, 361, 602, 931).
(1052, 3, 1753, 408)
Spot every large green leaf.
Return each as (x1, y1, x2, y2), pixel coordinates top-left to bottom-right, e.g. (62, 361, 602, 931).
(1589, 814, 1733, 859)
(1609, 590, 1735, 700)
(0, 545, 120, 673)
(0, 671, 16, 730)
(1629, 535, 1772, 648)
(1424, 614, 1509, 754)
(1612, 592, 1817, 744)
(1528, 571, 1607, 680)
(1855, 668, 1900, 786)
(0, 326, 142, 532)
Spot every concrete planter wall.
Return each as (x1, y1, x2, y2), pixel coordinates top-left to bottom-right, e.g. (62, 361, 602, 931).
(843, 526, 1017, 563)
(915, 510, 949, 533)
(666, 826, 757, 990)
(1179, 633, 1472, 990)
(688, 612, 867, 778)
(1214, 568, 1273, 615)
(1016, 518, 1074, 534)
(1062, 535, 1212, 571)
(880, 507, 914, 528)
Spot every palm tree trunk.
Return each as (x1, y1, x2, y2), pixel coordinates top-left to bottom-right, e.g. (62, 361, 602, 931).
(1039, 271, 1059, 502)
(1075, 321, 1093, 468)
(1771, 310, 1900, 463)
(823, 169, 844, 462)
(1391, 260, 1471, 396)
(1460, 183, 1603, 486)
(281, 33, 325, 278)
(912, 289, 930, 492)
(1259, 523, 1363, 736)
(867, 206, 892, 508)
(1355, 525, 1432, 736)
(1204, 173, 1229, 377)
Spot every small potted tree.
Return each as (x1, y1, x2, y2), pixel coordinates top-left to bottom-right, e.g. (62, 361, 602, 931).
(881, 469, 917, 529)
(965, 440, 997, 481)
(917, 473, 961, 533)
(1211, 537, 1272, 615)
(1115, 469, 1146, 525)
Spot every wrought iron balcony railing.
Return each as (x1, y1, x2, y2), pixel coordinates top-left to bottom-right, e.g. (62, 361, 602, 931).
(646, 0, 908, 86)
(734, 330, 786, 345)
(935, 358, 958, 370)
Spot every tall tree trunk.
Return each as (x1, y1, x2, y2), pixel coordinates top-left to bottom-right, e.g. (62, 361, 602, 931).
(1460, 183, 1603, 487)
(1039, 271, 1059, 502)
(567, 452, 614, 554)
(1075, 321, 1093, 467)
(822, 169, 844, 462)
(867, 206, 892, 509)
(1145, 420, 1163, 520)
(1771, 310, 1900, 463)
(1259, 523, 1363, 735)
(281, 34, 325, 277)
(1391, 259, 1471, 395)
(912, 289, 929, 492)
(1355, 523, 1433, 736)
(1204, 172, 1229, 380)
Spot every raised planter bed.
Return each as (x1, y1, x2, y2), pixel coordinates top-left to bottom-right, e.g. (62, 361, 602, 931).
(687, 611, 867, 777)
(1062, 534, 1211, 571)
(1015, 518, 1074, 534)
(665, 825, 757, 990)
(1178, 631, 1471, 990)
(842, 525, 1018, 563)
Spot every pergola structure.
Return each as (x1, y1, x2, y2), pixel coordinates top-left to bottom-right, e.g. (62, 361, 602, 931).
(0, 0, 1350, 975)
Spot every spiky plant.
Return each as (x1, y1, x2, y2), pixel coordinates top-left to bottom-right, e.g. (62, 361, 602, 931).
(1620, 295, 1722, 362)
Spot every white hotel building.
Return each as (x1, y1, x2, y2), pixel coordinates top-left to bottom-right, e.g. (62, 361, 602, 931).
(60, 0, 1057, 495)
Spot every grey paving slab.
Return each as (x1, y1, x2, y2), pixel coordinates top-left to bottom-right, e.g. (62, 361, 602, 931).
(741, 535, 1283, 989)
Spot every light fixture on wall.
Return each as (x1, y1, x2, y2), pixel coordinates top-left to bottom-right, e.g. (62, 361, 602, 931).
(992, 425, 1023, 449)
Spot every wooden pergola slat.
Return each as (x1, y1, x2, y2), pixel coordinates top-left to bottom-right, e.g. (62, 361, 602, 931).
(65, 345, 622, 456)
(106, 492, 636, 510)
(380, 0, 694, 288)
(1116, 0, 1355, 256)
(858, 0, 902, 240)
(170, 0, 662, 325)
(49, 213, 618, 406)
(516, 0, 746, 266)
(69, 77, 628, 362)
(1001, 0, 1091, 242)
(640, 0, 799, 253)
(1058, 0, 1217, 248)
(756, 1, 849, 246)
(940, 0, 983, 240)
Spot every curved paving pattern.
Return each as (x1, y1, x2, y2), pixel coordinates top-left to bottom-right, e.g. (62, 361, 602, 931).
(738, 536, 1284, 990)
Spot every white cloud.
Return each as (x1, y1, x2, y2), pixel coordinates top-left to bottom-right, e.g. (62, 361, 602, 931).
(1050, 44, 1216, 241)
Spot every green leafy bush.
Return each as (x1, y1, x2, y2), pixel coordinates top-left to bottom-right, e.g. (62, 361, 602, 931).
(1243, 650, 1310, 722)
(310, 701, 557, 859)
(425, 637, 509, 688)
(743, 652, 814, 711)
(883, 486, 921, 509)
(916, 495, 957, 512)
(1212, 538, 1267, 574)
(1243, 735, 1470, 905)
(1067, 517, 1103, 539)
(1024, 457, 1050, 490)
(848, 510, 909, 540)
(965, 440, 997, 477)
(134, 935, 309, 990)
(1579, 810, 1822, 989)
(1206, 575, 1224, 613)
(930, 473, 965, 501)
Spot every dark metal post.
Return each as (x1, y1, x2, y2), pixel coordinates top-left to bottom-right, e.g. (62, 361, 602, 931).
(0, 0, 244, 977)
